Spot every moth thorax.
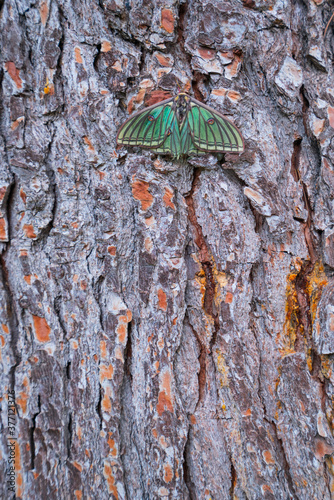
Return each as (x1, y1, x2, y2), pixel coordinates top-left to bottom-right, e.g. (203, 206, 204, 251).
(176, 95, 188, 126)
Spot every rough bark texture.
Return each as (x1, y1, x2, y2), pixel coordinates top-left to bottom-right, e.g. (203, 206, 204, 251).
(1, 0, 334, 498)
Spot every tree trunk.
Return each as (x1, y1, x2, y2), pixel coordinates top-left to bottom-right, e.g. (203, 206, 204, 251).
(1, 0, 334, 498)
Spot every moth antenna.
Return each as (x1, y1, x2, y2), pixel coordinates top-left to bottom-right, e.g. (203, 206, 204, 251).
(324, 11, 334, 38)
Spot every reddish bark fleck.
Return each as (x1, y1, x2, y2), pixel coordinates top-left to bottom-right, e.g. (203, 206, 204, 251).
(132, 180, 153, 210)
(163, 188, 176, 211)
(23, 224, 37, 239)
(155, 53, 173, 67)
(0, 186, 7, 202)
(32, 315, 51, 342)
(103, 463, 119, 499)
(75, 47, 83, 64)
(145, 90, 172, 107)
(100, 364, 114, 382)
(20, 188, 27, 204)
(40, 1, 49, 25)
(198, 47, 216, 60)
(328, 107, 334, 128)
(157, 371, 173, 415)
(5, 62, 22, 89)
(0, 218, 7, 241)
(164, 464, 173, 483)
(157, 288, 167, 311)
(161, 9, 174, 33)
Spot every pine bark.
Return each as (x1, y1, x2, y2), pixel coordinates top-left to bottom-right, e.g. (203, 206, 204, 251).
(1, 0, 334, 498)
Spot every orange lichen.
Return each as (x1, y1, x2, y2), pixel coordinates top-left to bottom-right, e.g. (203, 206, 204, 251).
(157, 289, 167, 311)
(24, 275, 32, 285)
(161, 9, 174, 33)
(43, 77, 55, 95)
(2, 324, 9, 333)
(225, 292, 233, 303)
(32, 315, 51, 342)
(5, 62, 22, 89)
(163, 187, 176, 210)
(74, 491, 82, 500)
(107, 246, 116, 256)
(132, 180, 153, 210)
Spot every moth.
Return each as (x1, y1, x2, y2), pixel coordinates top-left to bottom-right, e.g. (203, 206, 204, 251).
(116, 93, 244, 159)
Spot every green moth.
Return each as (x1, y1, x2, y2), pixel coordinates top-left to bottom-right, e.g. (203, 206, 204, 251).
(116, 93, 244, 159)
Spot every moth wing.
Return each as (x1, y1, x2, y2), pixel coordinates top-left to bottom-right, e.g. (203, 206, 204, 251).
(186, 98, 244, 153)
(149, 117, 181, 157)
(116, 98, 175, 149)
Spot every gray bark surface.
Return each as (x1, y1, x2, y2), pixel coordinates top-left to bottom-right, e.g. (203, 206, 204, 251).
(1, 0, 334, 498)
